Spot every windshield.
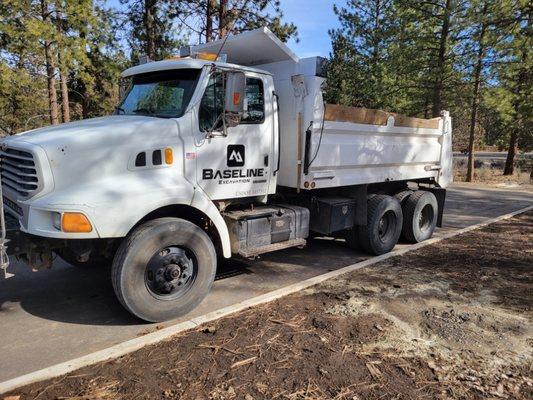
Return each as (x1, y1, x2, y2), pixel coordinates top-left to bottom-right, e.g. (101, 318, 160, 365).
(118, 69, 200, 118)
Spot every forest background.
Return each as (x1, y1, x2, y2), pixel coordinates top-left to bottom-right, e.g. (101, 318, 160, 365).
(0, 0, 530, 179)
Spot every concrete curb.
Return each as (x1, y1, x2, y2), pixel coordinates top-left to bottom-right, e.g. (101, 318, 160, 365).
(1, 204, 532, 395)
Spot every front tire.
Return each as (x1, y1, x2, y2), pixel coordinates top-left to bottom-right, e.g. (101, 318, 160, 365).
(112, 218, 217, 322)
(358, 195, 403, 255)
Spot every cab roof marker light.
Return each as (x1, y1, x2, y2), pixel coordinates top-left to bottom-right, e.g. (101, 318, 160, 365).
(179, 45, 192, 58)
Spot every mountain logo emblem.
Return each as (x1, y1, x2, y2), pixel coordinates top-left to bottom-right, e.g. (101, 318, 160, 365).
(227, 145, 245, 167)
(229, 150, 243, 163)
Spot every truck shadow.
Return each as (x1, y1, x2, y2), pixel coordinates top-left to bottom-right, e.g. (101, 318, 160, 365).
(0, 258, 139, 326)
(0, 237, 365, 327)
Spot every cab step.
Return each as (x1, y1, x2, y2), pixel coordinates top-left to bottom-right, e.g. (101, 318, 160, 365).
(238, 238, 306, 258)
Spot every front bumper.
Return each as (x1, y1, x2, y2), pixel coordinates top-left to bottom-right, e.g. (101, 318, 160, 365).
(2, 188, 100, 240)
(1, 212, 57, 276)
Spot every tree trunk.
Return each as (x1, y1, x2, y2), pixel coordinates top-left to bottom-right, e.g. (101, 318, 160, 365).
(144, 0, 156, 59)
(504, 41, 529, 176)
(466, 10, 487, 182)
(41, 0, 59, 125)
(431, 0, 452, 117)
(219, 0, 228, 39)
(503, 130, 517, 175)
(206, 0, 216, 42)
(56, 3, 70, 123)
(58, 61, 70, 123)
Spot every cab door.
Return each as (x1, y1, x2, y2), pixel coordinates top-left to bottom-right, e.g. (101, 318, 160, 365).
(194, 71, 273, 201)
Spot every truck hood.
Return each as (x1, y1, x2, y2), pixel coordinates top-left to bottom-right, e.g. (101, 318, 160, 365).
(7, 115, 178, 149)
(2, 115, 184, 199)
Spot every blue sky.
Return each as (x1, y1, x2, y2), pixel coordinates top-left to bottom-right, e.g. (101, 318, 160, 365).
(107, 0, 345, 58)
(279, 0, 344, 57)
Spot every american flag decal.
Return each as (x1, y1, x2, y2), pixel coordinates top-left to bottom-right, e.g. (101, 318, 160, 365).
(186, 152, 196, 160)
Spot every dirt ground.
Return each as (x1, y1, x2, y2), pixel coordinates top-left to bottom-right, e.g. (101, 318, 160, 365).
(5, 213, 533, 400)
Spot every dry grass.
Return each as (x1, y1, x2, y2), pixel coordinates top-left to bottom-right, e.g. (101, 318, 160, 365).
(453, 159, 531, 187)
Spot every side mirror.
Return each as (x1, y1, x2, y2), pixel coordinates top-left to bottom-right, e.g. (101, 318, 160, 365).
(224, 71, 246, 128)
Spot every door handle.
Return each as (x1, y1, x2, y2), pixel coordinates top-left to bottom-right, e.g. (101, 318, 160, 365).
(264, 155, 269, 166)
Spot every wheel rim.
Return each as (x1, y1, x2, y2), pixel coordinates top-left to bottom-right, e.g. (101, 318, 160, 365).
(145, 246, 197, 300)
(419, 204, 434, 232)
(378, 210, 396, 242)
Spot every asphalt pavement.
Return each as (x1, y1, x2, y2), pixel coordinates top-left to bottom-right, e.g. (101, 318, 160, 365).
(0, 183, 531, 382)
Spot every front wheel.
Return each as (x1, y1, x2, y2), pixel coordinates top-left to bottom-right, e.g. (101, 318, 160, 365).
(112, 218, 217, 322)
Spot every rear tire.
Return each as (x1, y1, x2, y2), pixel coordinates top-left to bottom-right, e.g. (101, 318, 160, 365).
(358, 195, 403, 255)
(394, 190, 413, 206)
(112, 218, 217, 322)
(401, 191, 438, 243)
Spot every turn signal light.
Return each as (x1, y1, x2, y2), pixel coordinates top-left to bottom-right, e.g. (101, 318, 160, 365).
(165, 148, 173, 164)
(62, 213, 93, 233)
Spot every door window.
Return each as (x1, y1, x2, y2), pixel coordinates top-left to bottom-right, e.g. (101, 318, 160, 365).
(199, 74, 265, 130)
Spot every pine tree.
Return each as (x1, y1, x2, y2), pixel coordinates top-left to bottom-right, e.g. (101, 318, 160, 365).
(55, 0, 70, 123)
(326, 0, 467, 117)
(178, 0, 297, 44)
(0, 0, 61, 126)
(464, 0, 499, 182)
(120, 0, 183, 61)
(499, 1, 532, 175)
(327, 0, 397, 108)
(71, 2, 126, 118)
(0, 0, 50, 133)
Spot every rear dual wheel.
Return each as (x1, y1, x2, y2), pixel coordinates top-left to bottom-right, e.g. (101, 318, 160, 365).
(346, 190, 439, 255)
(347, 195, 403, 255)
(401, 190, 438, 243)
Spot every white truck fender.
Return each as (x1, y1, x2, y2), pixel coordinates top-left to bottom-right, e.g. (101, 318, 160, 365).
(191, 188, 232, 258)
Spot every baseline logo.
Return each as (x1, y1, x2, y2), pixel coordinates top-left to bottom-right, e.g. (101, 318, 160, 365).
(227, 145, 245, 167)
(202, 144, 265, 184)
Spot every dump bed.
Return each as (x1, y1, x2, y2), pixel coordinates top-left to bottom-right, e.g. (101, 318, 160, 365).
(301, 104, 453, 190)
(194, 28, 453, 190)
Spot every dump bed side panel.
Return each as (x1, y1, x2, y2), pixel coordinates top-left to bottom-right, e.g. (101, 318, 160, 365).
(305, 117, 449, 189)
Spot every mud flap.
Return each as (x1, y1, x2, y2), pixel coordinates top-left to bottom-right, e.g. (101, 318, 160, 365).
(429, 187, 446, 228)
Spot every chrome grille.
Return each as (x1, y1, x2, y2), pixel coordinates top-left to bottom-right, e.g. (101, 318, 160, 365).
(0, 147, 40, 198)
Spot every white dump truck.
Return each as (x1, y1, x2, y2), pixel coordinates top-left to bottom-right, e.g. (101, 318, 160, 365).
(0, 28, 452, 322)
